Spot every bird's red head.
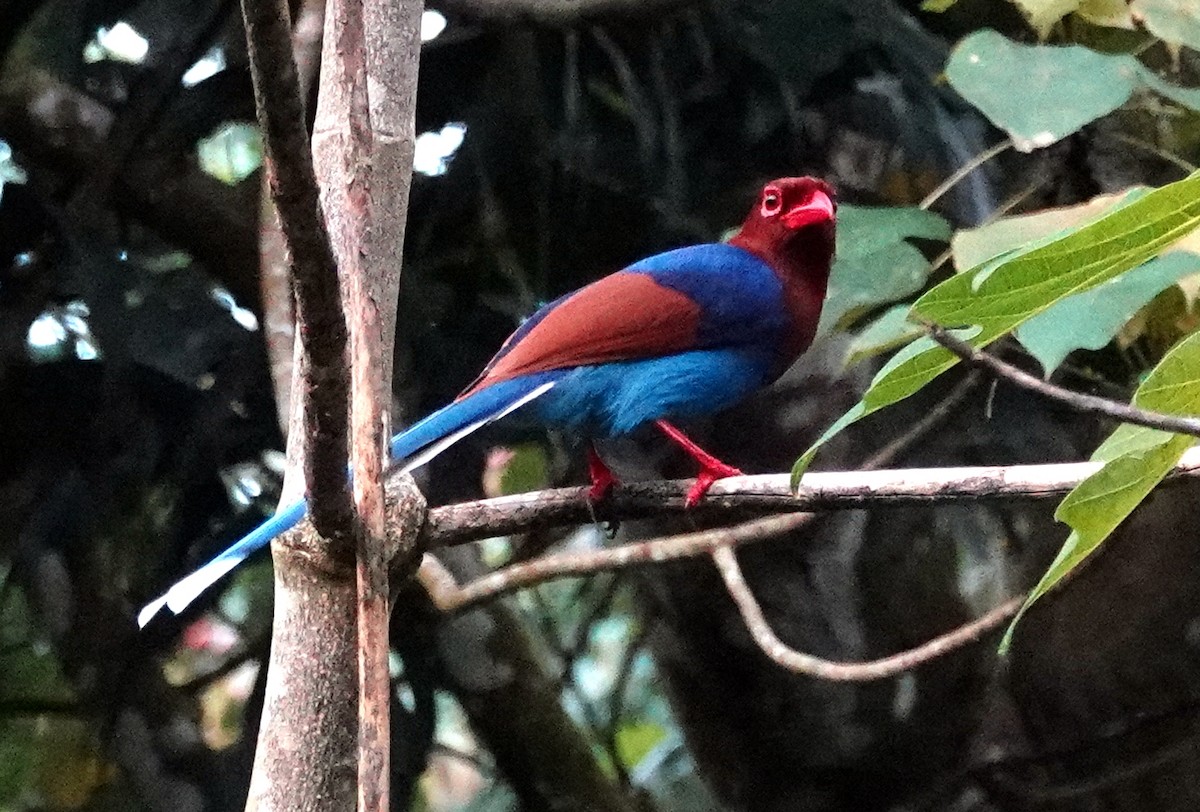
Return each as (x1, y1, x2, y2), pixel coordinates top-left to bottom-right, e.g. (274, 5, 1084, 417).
(731, 177, 836, 254)
(729, 176, 836, 280)
(729, 176, 838, 362)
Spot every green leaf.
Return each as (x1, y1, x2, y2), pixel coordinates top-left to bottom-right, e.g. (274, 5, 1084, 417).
(917, 178, 1200, 334)
(1008, 0, 1134, 32)
(845, 303, 924, 368)
(819, 206, 950, 334)
(1018, 252, 1200, 374)
(946, 30, 1139, 151)
(793, 171, 1200, 486)
(197, 122, 263, 186)
(1012, 0, 1082, 37)
(921, 0, 961, 12)
(1077, 0, 1135, 28)
(792, 336, 950, 484)
(944, 32, 1200, 147)
(497, 443, 549, 496)
(951, 190, 1142, 270)
(1131, 0, 1200, 51)
(1001, 328, 1200, 650)
(952, 191, 1200, 374)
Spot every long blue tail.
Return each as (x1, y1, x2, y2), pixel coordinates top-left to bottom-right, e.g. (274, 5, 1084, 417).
(138, 375, 557, 626)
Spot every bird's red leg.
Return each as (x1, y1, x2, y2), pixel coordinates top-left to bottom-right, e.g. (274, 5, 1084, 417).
(653, 420, 743, 507)
(586, 442, 619, 502)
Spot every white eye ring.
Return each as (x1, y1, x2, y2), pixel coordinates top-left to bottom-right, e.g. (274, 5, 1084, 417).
(761, 189, 783, 217)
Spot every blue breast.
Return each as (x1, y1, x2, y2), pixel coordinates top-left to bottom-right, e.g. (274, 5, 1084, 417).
(528, 347, 774, 436)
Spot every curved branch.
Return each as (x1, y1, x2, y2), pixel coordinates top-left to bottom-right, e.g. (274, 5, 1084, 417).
(919, 138, 1013, 211)
(926, 325, 1200, 439)
(422, 513, 814, 613)
(712, 546, 1022, 681)
(422, 507, 1021, 681)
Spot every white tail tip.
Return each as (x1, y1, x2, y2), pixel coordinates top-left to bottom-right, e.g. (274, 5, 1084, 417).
(138, 553, 247, 627)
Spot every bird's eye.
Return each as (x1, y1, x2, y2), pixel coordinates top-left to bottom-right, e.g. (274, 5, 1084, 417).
(761, 189, 783, 217)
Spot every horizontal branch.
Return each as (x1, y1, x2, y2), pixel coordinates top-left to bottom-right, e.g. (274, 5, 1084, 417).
(418, 366, 1190, 681)
(927, 324, 1200, 438)
(421, 446, 1200, 547)
(712, 546, 1022, 681)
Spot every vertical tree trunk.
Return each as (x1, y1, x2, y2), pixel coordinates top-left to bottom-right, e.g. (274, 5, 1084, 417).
(246, 546, 358, 811)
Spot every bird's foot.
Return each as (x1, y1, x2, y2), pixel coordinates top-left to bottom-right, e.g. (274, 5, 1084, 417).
(653, 420, 743, 507)
(585, 445, 622, 536)
(586, 443, 620, 503)
(685, 460, 743, 508)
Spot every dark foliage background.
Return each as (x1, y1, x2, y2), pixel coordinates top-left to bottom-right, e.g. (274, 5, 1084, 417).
(4, 0, 1200, 809)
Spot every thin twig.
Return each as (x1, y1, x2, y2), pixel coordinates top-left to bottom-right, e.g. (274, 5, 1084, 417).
(920, 139, 1014, 211)
(422, 514, 815, 614)
(712, 546, 1022, 681)
(0, 699, 80, 716)
(259, 0, 327, 430)
(925, 176, 1044, 276)
(180, 642, 265, 693)
(650, 28, 685, 210)
(860, 371, 981, 470)
(1112, 132, 1198, 175)
(416, 441, 1200, 614)
(926, 324, 1200, 439)
(591, 27, 656, 165)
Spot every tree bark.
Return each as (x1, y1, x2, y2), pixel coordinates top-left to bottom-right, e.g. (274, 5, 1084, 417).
(245, 544, 358, 812)
(311, 0, 422, 808)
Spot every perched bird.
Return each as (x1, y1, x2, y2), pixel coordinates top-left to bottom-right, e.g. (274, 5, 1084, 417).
(139, 177, 836, 626)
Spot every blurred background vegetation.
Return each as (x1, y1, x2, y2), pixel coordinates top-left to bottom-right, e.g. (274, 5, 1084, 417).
(5, 0, 1200, 809)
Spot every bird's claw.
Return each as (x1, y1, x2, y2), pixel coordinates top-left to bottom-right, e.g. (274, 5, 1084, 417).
(584, 487, 621, 537)
(685, 462, 743, 508)
(588, 478, 616, 503)
(586, 443, 619, 503)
